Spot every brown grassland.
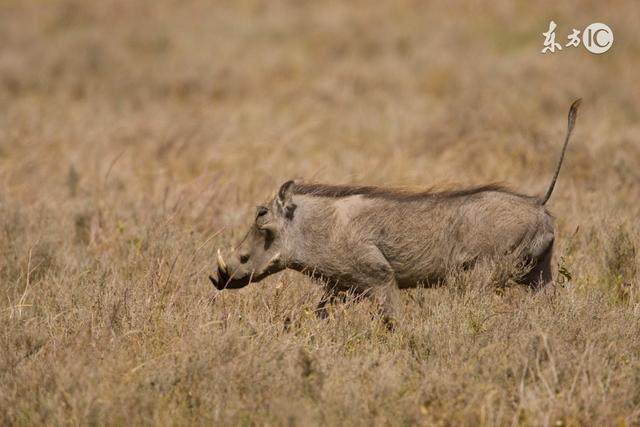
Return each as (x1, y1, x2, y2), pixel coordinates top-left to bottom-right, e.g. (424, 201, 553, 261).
(1, 1, 640, 425)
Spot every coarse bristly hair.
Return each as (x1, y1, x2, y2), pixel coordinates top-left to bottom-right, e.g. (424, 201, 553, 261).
(291, 181, 537, 202)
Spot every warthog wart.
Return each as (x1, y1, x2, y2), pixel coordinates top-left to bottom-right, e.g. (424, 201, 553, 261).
(210, 99, 581, 327)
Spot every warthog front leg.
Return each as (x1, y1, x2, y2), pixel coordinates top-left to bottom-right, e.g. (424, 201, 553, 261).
(350, 245, 402, 330)
(311, 243, 401, 329)
(314, 280, 401, 330)
(315, 288, 337, 319)
(368, 279, 402, 331)
(314, 284, 350, 319)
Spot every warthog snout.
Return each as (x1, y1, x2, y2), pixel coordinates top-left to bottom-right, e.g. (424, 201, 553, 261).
(209, 249, 252, 290)
(208, 249, 227, 290)
(210, 247, 284, 290)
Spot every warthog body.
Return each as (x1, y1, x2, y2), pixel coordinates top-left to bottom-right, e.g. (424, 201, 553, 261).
(210, 100, 581, 326)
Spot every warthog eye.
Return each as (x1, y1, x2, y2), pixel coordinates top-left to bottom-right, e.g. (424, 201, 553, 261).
(256, 206, 268, 218)
(240, 254, 250, 264)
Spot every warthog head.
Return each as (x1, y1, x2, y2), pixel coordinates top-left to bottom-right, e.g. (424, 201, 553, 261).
(209, 181, 296, 290)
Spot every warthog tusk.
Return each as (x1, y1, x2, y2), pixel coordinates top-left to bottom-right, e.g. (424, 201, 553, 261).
(217, 249, 228, 273)
(267, 252, 281, 267)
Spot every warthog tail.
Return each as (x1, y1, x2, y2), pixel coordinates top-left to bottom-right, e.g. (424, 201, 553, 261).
(541, 98, 582, 205)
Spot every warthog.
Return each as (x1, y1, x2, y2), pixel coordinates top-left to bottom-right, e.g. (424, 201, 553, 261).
(210, 99, 581, 327)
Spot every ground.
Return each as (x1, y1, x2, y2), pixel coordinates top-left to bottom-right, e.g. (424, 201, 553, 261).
(1, 1, 639, 425)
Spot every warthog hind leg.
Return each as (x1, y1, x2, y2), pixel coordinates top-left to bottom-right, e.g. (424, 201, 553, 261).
(521, 235, 554, 288)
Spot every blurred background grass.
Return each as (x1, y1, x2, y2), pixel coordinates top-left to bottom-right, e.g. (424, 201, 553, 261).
(1, 1, 639, 425)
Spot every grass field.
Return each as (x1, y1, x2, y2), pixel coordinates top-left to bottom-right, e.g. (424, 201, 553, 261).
(1, 1, 640, 425)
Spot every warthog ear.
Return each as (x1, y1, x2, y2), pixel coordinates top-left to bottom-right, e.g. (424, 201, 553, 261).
(277, 180, 297, 219)
(278, 180, 295, 202)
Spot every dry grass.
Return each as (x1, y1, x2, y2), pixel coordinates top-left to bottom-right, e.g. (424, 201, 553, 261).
(1, 1, 640, 425)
